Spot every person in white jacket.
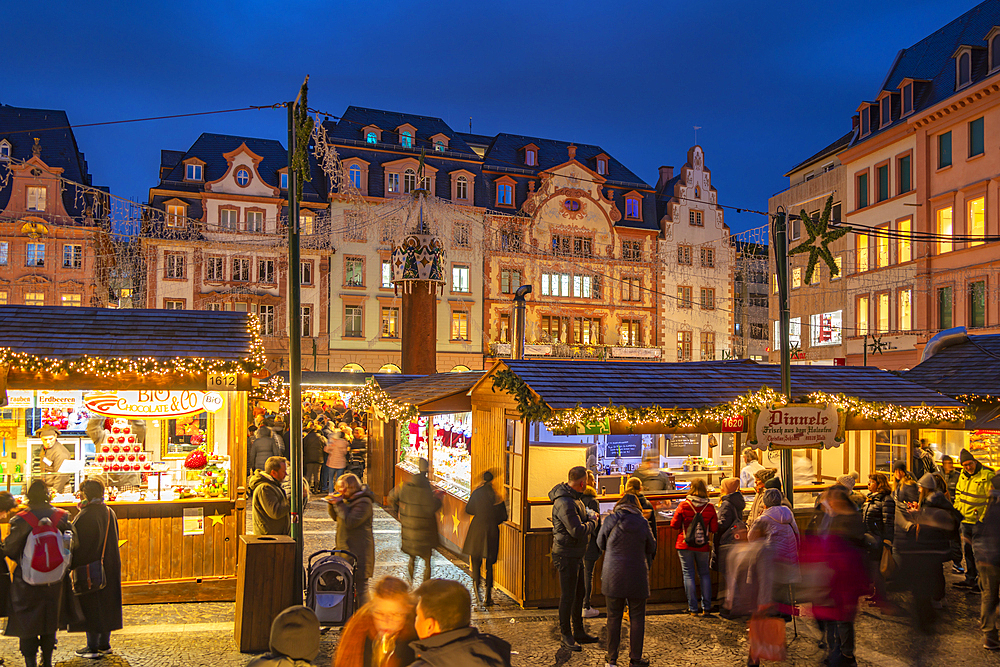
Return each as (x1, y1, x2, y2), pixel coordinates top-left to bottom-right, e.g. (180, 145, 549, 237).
(740, 448, 765, 489)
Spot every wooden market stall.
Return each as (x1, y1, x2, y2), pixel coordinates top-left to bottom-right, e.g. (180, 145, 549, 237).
(467, 358, 967, 608)
(361, 372, 484, 552)
(0, 305, 264, 603)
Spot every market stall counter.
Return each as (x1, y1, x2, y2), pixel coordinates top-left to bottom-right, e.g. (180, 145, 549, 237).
(0, 305, 264, 603)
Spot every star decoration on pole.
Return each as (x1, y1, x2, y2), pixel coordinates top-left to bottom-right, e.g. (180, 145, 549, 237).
(788, 196, 851, 285)
(868, 334, 889, 356)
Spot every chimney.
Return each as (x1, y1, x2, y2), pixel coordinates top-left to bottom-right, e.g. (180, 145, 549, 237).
(852, 114, 859, 130)
(656, 166, 674, 193)
(512, 285, 532, 360)
(567, 144, 576, 160)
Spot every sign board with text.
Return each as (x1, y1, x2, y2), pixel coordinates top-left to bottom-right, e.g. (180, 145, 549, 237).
(751, 402, 846, 450)
(84, 391, 225, 419)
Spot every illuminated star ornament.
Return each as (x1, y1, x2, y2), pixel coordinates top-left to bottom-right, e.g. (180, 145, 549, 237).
(208, 512, 226, 527)
(788, 196, 851, 284)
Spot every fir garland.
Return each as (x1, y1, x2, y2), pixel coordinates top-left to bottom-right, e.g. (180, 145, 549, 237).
(491, 369, 552, 422)
(353, 378, 419, 422)
(291, 80, 314, 203)
(788, 196, 851, 285)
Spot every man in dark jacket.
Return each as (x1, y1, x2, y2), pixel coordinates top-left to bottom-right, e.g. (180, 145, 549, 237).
(913, 438, 937, 480)
(303, 424, 327, 494)
(463, 471, 507, 607)
(597, 493, 656, 667)
(975, 474, 1000, 651)
(548, 466, 598, 651)
(248, 426, 281, 475)
(389, 458, 442, 584)
(411, 579, 511, 667)
(248, 457, 289, 536)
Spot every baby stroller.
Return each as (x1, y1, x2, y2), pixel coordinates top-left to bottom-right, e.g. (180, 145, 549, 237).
(346, 448, 366, 481)
(306, 549, 357, 626)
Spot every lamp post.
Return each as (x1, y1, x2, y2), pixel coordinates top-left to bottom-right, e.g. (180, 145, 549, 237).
(773, 207, 794, 506)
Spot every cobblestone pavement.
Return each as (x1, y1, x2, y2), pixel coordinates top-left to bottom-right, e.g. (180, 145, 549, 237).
(0, 497, 996, 667)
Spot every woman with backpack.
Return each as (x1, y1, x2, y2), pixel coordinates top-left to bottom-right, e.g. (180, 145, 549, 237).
(670, 478, 718, 615)
(3, 479, 75, 667)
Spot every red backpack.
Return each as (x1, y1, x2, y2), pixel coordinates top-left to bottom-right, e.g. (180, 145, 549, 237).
(19, 509, 71, 586)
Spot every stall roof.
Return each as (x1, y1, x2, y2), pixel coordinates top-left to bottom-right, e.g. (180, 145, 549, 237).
(385, 372, 485, 407)
(902, 330, 1000, 398)
(493, 359, 964, 410)
(270, 371, 419, 388)
(0, 305, 259, 363)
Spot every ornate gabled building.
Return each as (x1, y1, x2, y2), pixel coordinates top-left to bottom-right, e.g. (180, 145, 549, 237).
(0, 105, 110, 309)
(476, 133, 663, 361)
(143, 133, 332, 371)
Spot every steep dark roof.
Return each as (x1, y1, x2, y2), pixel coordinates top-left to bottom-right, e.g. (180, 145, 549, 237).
(902, 332, 1000, 397)
(784, 130, 854, 177)
(499, 359, 962, 411)
(482, 133, 649, 188)
(0, 305, 257, 362)
(0, 104, 102, 219)
(385, 372, 485, 406)
(328, 106, 478, 157)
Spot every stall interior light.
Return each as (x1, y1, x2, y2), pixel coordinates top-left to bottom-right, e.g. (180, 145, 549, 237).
(0, 315, 267, 377)
(354, 378, 418, 422)
(492, 369, 970, 431)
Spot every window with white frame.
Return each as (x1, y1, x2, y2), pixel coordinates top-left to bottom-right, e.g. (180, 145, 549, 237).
(541, 272, 571, 297)
(597, 158, 607, 175)
(573, 275, 595, 298)
(186, 164, 203, 181)
(258, 259, 275, 284)
(62, 244, 82, 269)
(164, 300, 184, 310)
(259, 305, 275, 335)
(206, 257, 224, 281)
(232, 258, 250, 282)
(0, 242, 7, 266)
(403, 169, 416, 194)
(165, 253, 185, 279)
(381, 307, 399, 337)
(456, 176, 468, 200)
(220, 208, 239, 231)
(166, 204, 185, 227)
(300, 261, 313, 285)
(387, 173, 400, 194)
(301, 305, 312, 338)
(809, 310, 843, 346)
(246, 210, 264, 233)
(381, 260, 393, 288)
(452, 265, 470, 292)
(26, 187, 45, 212)
(349, 164, 362, 189)
(344, 306, 363, 337)
(235, 168, 250, 186)
(773, 317, 802, 349)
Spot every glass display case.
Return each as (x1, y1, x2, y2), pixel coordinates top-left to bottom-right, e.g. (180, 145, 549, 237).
(399, 416, 430, 474)
(431, 412, 472, 499)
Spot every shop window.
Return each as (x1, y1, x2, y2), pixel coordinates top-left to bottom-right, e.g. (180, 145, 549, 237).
(622, 239, 642, 262)
(689, 210, 703, 226)
(938, 286, 953, 329)
(700, 287, 715, 310)
(300, 261, 313, 285)
(259, 305, 275, 336)
(379, 363, 402, 373)
(700, 332, 715, 360)
(874, 430, 909, 473)
(969, 197, 986, 247)
(186, 164, 202, 181)
(937, 207, 953, 254)
(700, 247, 715, 268)
(501, 269, 522, 294)
(876, 164, 890, 202)
(899, 289, 912, 331)
(380, 260, 392, 288)
(26, 186, 45, 212)
(856, 234, 869, 272)
(164, 411, 210, 459)
(451, 310, 469, 340)
(25, 292, 44, 306)
(876, 226, 889, 268)
(452, 265, 470, 293)
(166, 204, 186, 227)
(456, 176, 468, 200)
(621, 319, 641, 347)
(677, 331, 692, 361)
(897, 220, 912, 262)
(876, 293, 890, 332)
(165, 253, 185, 279)
(809, 310, 843, 346)
(342, 363, 365, 372)
(678, 245, 692, 265)
(258, 259, 275, 284)
(677, 286, 692, 309)
(300, 305, 312, 337)
(232, 258, 250, 282)
(898, 155, 912, 193)
(970, 117, 985, 157)
(246, 210, 263, 233)
(939, 132, 952, 169)
(574, 317, 600, 345)
(622, 276, 641, 302)
(970, 281, 987, 328)
(345, 257, 364, 287)
(61, 294, 81, 307)
(856, 296, 869, 336)
(206, 257, 224, 281)
(856, 173, 868, 209)
(344, 306, 363, 338)
(381, 307, 399, 338)
(220, 208, 239, 231)
(62, 244, 82, 269)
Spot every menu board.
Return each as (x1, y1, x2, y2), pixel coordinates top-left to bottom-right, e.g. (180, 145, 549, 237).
(605, 435, 643, 459)
(722, 433, 735, 456)
(667, 434, 700, 457)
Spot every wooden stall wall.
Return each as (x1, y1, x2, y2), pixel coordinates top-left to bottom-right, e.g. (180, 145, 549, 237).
(367, 416, 396, 504)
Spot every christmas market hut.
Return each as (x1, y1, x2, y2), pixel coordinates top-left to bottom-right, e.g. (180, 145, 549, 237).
(357, 371, 484, 551)
(902, 327, 1000, 470)
(0, 304, 264, 603)
(468, 358, 967, 607)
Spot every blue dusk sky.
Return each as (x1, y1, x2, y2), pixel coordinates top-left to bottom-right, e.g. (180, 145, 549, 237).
(3, 0, 981, 233)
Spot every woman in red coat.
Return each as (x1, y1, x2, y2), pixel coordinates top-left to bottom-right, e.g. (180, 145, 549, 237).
(670, 478, 719, 615)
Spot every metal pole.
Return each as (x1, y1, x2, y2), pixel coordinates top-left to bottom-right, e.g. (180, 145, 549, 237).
(774, 209, 794, 506)
(287, 84, 305, 602)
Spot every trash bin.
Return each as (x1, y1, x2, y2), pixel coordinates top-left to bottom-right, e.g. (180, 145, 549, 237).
(235, 534, 296, 653)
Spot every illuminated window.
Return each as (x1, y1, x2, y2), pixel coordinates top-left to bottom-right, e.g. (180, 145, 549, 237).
(166, 204, 185, 227)
(366, 132, 377, 144)
(301, 305, 312, 338)
(25, 292, 44, 307)
(700, 332, 715, 360)
(434, 140, 445, 152)
(62, 244, 82, 269)
(792, 267, 802, 288)
(61, 294, 81, 307)
(857, 296, 870, 336)
(345, 257, 364, 287)
(451, 311, 469, 340)
(626, 198, 640, 219)
(498, 314, 510, 343)
(574, 317, 600, 344)
(856, 234, 869, 272)
(0, 291, 8, 305)
(773, 317, 802, 349)
(260, 305, 275, 336)
(452, 265, 470, 293)
(501, 269, 521, 294)
(877, 293, 890, 332)
(300, 212, 314, 235)
(0, 141, 9, 160)
(876, 225, 889, 268)
(231, 258, 250, 282)
(809, 310, 843, 346)
(621, 319, 641, 346)
(899, 289, 912, 331)
(381, 307, 399, 337)
(381, 260, 393, 288)
(700, 287, 715, 310)
(937, 207, 953, 254)
(387, 173, 400, 194)
(572, 275, 594, 298)
(832, 255, 843, 280)
(27, 187, 45, 212)
(969, 197, 985, 246)
(235, 168, 250, 186)
(897, 220, 912, 262)
(677, 331, 692, 361)
(401, 131, 413, 148)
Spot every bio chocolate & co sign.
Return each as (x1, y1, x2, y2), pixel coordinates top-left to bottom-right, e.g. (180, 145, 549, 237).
(749, 402, 846, 450)
(83, 390, 225, 419)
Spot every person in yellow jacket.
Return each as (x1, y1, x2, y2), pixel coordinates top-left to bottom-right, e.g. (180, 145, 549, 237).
(955, 448, 996, 589)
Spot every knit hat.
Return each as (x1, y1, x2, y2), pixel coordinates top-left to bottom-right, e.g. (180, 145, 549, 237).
(892, 460, 908, 472)
(720, 477, 740, 495)
(764, 477, 783, 493)
(837, 475, 856, 491)
(918, 473, 937, 490)
(960, 448, 975, 464)
(268, 605, 320, 660)
(762, 488, 783, 507)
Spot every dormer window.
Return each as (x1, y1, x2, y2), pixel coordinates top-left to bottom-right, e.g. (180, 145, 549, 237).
(0, 140, 10, 160)
(280, 171, 288, 189)
(880, 97, 891, 126)
(430, 133, 449, 152)
(993, 31, 1000, 71)
(366, 132, 377, 144)
(958, 50, 972, 88)
(362, 125, 382, 144)
(526, 149, 536, 166)
(597, 158, 607, 175)
(860, 105, 871, 136)
(902, 83, 913, 115)
(186, 163, 202, 181)
(626, 198, 640, 219)
(495, 176, 516, 207)
(401, 131, 413, 148)
(434, 141, 445, 152)
(456, 176, 468, 200)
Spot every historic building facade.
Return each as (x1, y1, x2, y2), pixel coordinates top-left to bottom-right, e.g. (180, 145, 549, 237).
(144, 133, 332, 372)
(0, 105, 109, 309)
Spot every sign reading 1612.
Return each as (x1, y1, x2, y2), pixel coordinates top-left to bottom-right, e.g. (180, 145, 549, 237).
(207, 373, 238, 390)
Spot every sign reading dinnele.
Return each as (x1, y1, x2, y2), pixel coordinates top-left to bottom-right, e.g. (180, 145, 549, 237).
(753, 402, 845, 450)
(83, 391, 225, 419)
